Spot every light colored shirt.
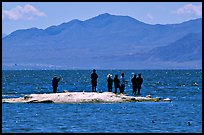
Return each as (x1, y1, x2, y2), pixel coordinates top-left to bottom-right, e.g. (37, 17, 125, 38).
(120, 76, 125, 85)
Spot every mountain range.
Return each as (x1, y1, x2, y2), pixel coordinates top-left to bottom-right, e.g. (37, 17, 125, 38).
(2, 13, 202, 69)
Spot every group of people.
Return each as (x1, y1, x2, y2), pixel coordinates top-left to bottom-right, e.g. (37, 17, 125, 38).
(91, 69, 143, 95)
(52, 69, 143, 95)
(106, 73, 124, 94)
(131, 73, 143, 95)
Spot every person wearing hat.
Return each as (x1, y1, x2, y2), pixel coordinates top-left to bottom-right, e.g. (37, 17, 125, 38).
(136, 73, 143, 95)
(131, 74, 137, 95)
(107, 74, 113, 92)
(91, 69, 98, 92)
(52, 74, 61, 93)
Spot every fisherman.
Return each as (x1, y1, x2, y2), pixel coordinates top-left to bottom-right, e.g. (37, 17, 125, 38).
(113, 74, 120, 94)
(91, 69, 98, 92)
(136, 73, 143, 95)
(131, 74, 137, 95)
(107, 74, 113, 92)
(120, 73, 126, 94)
(52, 75, 61, 93)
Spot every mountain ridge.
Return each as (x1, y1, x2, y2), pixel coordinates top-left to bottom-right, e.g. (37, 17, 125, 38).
(2, 13, 202, 69)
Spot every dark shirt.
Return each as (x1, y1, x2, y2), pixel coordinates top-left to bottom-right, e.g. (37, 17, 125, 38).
(91, 73, 98, 83)
(131, 77, 137, 86)
(52, 77, 60, 87)
(136, 77, 143, 86)
(114, 77, 120, 87)
(107, 77, 113, 86)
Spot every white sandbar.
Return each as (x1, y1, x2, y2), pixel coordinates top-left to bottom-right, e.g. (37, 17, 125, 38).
(2, 91, 170, 103)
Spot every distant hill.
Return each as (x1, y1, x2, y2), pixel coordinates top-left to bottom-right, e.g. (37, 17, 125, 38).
(2, 13, 202, 69)
(148, 32, 202, 62)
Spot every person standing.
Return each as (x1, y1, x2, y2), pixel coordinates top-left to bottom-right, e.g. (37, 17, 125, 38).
(52, 75, 61, 93)
(107, 74, 113, 92)
(91, 69, 98, 92)
(120, 73, 125, 94)
(131, 74, 137, 95)
(113, 74, 120, 94)
(137, 73, 143, 95)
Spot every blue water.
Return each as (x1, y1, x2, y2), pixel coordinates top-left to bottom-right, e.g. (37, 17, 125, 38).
(2, 70, 202, 133)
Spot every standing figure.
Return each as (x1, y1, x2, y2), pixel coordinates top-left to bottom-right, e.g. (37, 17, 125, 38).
(120, 73, 125, 94)
(91, 69, 98, 92)
(52, 75, 61, 93)
(136, 73, 143, 95)
(131, 74, 137, 95)
(113, 75, 120, 94)
(107, 74, 113, 92)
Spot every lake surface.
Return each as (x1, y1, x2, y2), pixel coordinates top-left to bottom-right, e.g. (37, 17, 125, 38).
(2, 70, 202, 133)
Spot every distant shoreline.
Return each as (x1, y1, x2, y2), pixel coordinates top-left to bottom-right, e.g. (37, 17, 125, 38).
(2, 69, 202, 71)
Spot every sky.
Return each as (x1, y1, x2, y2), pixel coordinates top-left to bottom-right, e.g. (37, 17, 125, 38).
(2, 2, 202, 35)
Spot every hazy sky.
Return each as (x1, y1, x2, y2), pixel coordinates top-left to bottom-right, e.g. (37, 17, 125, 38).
(2, 2, 202, 34)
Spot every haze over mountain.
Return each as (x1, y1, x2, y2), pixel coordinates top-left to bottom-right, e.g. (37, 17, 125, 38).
(2, 13, 202, 69)
(2, 33, 7, 38)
